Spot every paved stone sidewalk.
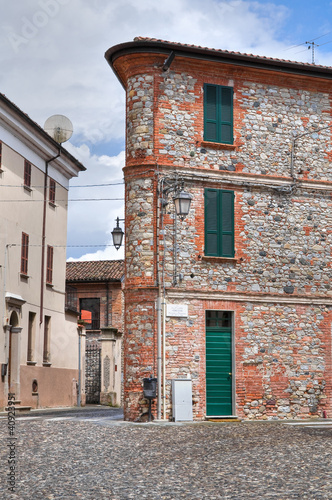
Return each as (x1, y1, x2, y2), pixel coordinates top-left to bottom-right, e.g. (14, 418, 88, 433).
(0, 415, 331, 499)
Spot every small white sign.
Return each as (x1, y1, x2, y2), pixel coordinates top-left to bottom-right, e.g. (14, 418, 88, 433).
(166, 304, 188, 318)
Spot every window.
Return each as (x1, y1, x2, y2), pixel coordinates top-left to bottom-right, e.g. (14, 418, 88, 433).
(27, 312, 36, 363)
(21, 232, 29, 275)
(206, 310, 232, 328)
(46, 245, 53, 284)
(204, 84, 233, 144)
(43, 316, 51, 364)
(24, 160, 31, 187)
(49, 178, 56, 204)
(204, 188, 234, 257)
(80, 298, 100, 330)
(0, 142, 2, 168)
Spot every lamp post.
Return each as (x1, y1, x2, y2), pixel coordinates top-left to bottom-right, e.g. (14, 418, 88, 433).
(157, 177, 192, 419)
(111, 176, 192, 421)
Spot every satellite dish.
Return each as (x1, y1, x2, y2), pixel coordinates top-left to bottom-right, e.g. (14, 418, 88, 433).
(44, 114, 73, 144)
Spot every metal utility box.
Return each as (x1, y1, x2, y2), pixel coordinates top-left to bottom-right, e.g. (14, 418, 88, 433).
(172, 379, 193, 421)
(143, 377, 157, 400)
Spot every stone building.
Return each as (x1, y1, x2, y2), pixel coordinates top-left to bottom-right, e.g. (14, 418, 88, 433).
(0, 93, 86, 411)
(105, 37, 332, 421)
(66, 260, 124, 405)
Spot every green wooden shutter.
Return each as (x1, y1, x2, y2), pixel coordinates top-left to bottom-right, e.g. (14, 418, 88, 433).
(204, 84, 218, 142)
(205, 189, 234, 257)
(220, 87, 233, 144)
(205, 189, 219, 256)
(204, 84, 233, 144)
(220, 190, 234, 257)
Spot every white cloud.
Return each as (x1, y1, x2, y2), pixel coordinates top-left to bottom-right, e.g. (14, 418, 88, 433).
(65, 144, 124, 260)
(1, 0, 331, 260)
(0, 0, 301, 147)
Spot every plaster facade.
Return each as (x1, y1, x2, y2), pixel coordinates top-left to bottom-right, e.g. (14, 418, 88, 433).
(0, 93, 85, 410)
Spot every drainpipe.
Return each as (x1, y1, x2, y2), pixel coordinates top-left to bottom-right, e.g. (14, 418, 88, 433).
(162, 295, 166, 420)
(3, 244, 9, 326)
(77, 326, 82, 407)
(106, 281, 110, 326)
(40, 148, 61, 324)
(156, 180, 162, 420)
(157, 295, 162, 420)
(3, 244, 11, 363)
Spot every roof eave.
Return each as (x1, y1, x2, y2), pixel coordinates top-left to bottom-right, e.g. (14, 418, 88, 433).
(66, 277, 124, 283)
(105, 39, 332, 88)
(0, 93, 86, 173)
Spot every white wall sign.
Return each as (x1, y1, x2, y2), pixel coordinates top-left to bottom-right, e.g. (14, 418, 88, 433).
(166, 304, 188, 318)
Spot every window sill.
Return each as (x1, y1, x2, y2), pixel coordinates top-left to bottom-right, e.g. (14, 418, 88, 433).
(20, 273, 29, 281)
(42, 362, 52, 367)
(49, 201, 56, 209)
(27, 361, 37, 366)
(23, 184, 33, 192)
(201, 141, 236, 151)
(46, 283, 54, 288)
(0, 168, 4, 174)
(202, 256, 238, 263)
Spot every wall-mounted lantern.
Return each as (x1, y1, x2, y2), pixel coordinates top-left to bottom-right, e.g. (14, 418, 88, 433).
(173, 190, 192, 220)
(111, 217, 124, 250)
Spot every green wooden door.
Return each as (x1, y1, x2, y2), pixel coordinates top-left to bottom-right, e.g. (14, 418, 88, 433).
(206, 311, 232, 416)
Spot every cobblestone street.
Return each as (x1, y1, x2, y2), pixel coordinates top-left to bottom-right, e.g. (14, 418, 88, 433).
(0, 408, 331, 500)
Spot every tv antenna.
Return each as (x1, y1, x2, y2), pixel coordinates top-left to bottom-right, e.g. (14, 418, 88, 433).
(287, 33, 332, 64)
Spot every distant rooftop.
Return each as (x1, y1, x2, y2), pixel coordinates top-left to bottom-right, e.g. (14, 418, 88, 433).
(66, 260, 124, 282)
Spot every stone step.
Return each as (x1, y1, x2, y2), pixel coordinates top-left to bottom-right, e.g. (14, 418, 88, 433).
(206, 416, 242, 423)
(5, 405, 31, 412)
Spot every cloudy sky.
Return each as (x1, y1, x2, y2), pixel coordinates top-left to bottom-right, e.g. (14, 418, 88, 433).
(1, 0, 332, 261)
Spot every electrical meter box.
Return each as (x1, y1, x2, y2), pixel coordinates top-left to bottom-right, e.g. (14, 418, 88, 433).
(171, 378, 193, 421)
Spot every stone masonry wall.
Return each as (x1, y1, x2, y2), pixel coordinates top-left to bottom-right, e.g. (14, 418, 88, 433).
(127, 75, 154, 161)
(164, 185, 332, 297)
(120, 51, 332, 420)
(162, 300, 331, 420)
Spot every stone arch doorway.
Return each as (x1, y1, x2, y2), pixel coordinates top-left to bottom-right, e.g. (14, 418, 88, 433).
(8, 311, 21, 397)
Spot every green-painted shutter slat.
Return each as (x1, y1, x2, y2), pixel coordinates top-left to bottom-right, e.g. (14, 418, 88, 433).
(205, 188, 219, 256)
(205, 189, 235, 258)
(204, 84, 218, 142)
(220, 190, 234, 257)
(220, 87, 233, 144)
(204, 84, 233, 144)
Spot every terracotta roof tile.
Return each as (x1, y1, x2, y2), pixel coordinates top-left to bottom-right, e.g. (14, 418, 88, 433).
(66, 260, 124, 282)
(132, 36, 332, 70)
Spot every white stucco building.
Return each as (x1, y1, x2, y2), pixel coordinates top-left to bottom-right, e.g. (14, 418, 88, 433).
(0, 93, 86, 410)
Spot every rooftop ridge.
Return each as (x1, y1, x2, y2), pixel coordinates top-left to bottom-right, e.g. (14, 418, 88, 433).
(132, 36, 332, 71)
(66, 260, 124, 282)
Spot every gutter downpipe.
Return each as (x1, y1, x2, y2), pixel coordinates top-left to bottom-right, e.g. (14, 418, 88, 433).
(162, 293, 166, 420)
(77, 326, 82, 407)
(3, 244, 9, 326)
(156, 178, 162, 420)
(40, 148, 61, 325)
(3, 244, 11, 365)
